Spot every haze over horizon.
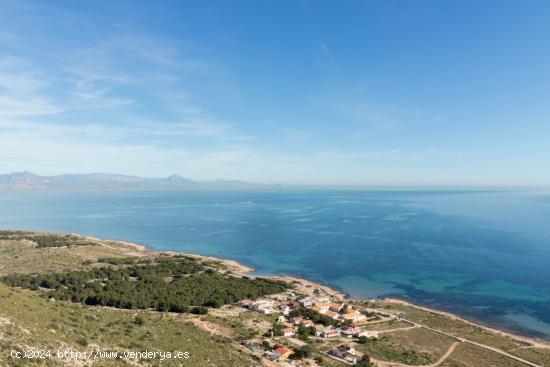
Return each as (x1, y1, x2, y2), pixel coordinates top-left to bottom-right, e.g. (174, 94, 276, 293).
(1, 0, 550, 186)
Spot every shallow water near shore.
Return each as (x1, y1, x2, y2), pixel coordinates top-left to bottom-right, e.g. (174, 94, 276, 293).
(1, 188, 549, 339)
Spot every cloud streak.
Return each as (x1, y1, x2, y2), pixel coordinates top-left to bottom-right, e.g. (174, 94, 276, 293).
(0, 59, 63, 117)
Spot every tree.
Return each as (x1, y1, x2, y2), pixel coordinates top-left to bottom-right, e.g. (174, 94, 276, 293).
(0, 257, 289, 314)
(134, 316, 145, 325)
(271, 322, 284, 337)
(356, 355, 374, 367)
(191, 306, 208, 315)
(297, 324, 315, 341)
(291, 346, 312, 359)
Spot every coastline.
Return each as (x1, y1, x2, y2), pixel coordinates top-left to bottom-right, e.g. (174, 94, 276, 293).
(4, 228, 550, 350)
(82, 232, 550, 349)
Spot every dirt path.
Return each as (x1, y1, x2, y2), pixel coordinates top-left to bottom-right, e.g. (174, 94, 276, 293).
(372, 341, 459, 367)
(431, 341, 459, 366)
(399, 317, 543, 367)
(377, 325, 419, 334)
(185, 318, 233, 338)
(384, 298, 550, 349)
(357, 302, 544, 367)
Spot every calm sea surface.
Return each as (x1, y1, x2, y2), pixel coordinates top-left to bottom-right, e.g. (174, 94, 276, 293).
(0, 189, 549, 339)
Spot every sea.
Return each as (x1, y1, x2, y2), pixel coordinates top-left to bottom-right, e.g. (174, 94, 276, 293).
(0, 188, 549, 339)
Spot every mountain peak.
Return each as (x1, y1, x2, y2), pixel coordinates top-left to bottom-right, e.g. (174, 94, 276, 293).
(0, 172, 257, 190)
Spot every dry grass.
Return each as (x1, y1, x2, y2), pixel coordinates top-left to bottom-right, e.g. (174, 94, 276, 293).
(0, 236, 148, 276)
(372, 302, 532, 352)
(0, 284, 253, 367)
(363, 320, 415, 331)
(440, 343, 528, 367)
(508, 347, 550, 367)
(355, 327, 455, 365)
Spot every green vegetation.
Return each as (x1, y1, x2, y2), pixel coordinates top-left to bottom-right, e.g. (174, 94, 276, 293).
(0, 233, 147, 276)
(97, 257, 153, 265)
(353, 327, 457, 365)
(2, 231, 548, 367)
(289, 307, 339, 326)
(440, 343, 528, 367)
(354, 331, 440, 365)
(291, 345, 312, 359)
(1, 257, 289, 313)
(355, 355, 375, 367)
(362, 319, 413, 331)
(372, 302, 531, 352)
(509, 347, 550, 366)
(0, 283, 253, 366)
(0, 230, 94, 248)
(297, 323, 316, 340)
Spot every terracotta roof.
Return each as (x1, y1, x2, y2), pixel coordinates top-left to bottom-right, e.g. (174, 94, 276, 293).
(315, 301, 332, 308)
(275, 347, 291, 354)
(342, 310, 363, 319)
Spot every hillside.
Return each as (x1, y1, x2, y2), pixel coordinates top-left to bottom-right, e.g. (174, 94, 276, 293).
(1, 230, 549, 367)
(0, 172, 257, 190)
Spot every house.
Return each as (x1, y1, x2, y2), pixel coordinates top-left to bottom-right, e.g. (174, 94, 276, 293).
(314, 295, 331, 303)
(311, 301, 332, 314)
(340, 326, 361, 337)
(325, 310, 341, 320)
(250, 299, 275, 314)
(288, 316, 303, 325)
(329, 303, 345, 313)
(357, 330, 379, 339)
(320, 328, 339, 338)
(282, 327, 296, 337)
(301, 320, 314, 328)
(272, 294, 288, 302)
(277, 315, 287, 323)
(299, 297, 316, 308)
(313, 324, 326, 336)
(299, 296, 330, 308)
(341, 310, 366, 323)
(273, 347, 292, 361)
(238, 299, 254, 308)
(279, 304, 291, 315)
(329, 345, 356, 363)
(313, 323, 325, 331)
(287, 301, 300, 310)
(314, 325, 330, 337)
(242, 340, 262, 356)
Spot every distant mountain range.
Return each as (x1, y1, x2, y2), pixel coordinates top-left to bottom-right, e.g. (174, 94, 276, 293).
(0, 171, 263, 190)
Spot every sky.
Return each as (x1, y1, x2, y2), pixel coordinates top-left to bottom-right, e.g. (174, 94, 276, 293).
(0, 0, 549, 186)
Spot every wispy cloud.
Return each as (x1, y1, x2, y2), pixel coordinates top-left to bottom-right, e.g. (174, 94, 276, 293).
(317, 41, 342, 76)
(0, 23, 250, 151)
(0, 58, 63, 117)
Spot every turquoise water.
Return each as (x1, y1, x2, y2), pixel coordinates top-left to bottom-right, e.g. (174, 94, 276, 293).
(0, 189, 549, 339)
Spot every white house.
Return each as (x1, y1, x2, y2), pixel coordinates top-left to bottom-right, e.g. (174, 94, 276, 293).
(281, 327, 295, 337)
(329, 345, 357, 363)
(251, 299, 275, 314)
(357, 330, 379, 339)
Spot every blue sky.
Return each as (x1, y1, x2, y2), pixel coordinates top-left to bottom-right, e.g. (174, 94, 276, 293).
(0, 0, 549, 185)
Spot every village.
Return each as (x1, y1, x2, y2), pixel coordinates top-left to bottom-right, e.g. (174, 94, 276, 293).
(236, 288, 396, 366)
